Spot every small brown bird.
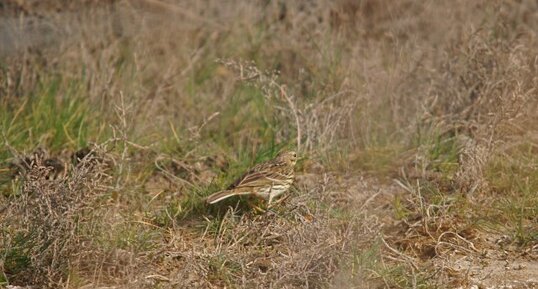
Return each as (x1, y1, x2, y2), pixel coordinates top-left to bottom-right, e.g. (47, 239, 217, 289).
(206, 150, 297, 205)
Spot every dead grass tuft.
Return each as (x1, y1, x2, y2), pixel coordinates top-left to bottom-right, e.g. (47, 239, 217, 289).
(1, 145, 111, 287)
(111, 173, 375, 289)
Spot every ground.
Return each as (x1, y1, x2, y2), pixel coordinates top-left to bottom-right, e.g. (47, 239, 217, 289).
(0, 1, 537, 288)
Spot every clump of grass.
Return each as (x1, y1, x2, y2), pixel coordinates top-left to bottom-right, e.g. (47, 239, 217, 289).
(1, 146, 111, 287)
(0, 75, 107, 160)
(484, 152, 538, 245)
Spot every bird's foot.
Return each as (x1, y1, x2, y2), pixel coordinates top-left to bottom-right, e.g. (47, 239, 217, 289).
(247, 199, 267, 214)
(268, 195, 290, 209)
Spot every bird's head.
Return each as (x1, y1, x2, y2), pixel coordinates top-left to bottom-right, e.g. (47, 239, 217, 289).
(276, 150, 297, 166)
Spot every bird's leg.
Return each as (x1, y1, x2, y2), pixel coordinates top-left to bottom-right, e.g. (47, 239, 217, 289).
(271, 194, 290, 207)
(247, 196, 266, 213)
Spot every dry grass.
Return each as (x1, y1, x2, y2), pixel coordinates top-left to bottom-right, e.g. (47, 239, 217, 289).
(1, 145, 112, 287)
(133, 174, 372, 289)
(1, 0, 537, 288)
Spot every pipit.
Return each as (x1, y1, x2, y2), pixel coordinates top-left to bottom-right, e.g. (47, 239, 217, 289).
(206, 150, 297, 206)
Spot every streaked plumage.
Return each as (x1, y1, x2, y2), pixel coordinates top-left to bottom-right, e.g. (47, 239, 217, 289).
(206, 150, 297, 205)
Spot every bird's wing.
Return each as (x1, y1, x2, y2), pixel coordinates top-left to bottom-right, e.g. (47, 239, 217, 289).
(227, 163, 288, 190)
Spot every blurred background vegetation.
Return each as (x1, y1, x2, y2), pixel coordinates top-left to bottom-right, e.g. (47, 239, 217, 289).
(0, 0, 537, 288)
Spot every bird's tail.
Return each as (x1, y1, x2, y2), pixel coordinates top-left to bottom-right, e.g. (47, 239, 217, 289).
(205, 190, 251, 204)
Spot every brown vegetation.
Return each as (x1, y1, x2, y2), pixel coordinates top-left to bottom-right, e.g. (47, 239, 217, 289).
(1, 0, 537, 288)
